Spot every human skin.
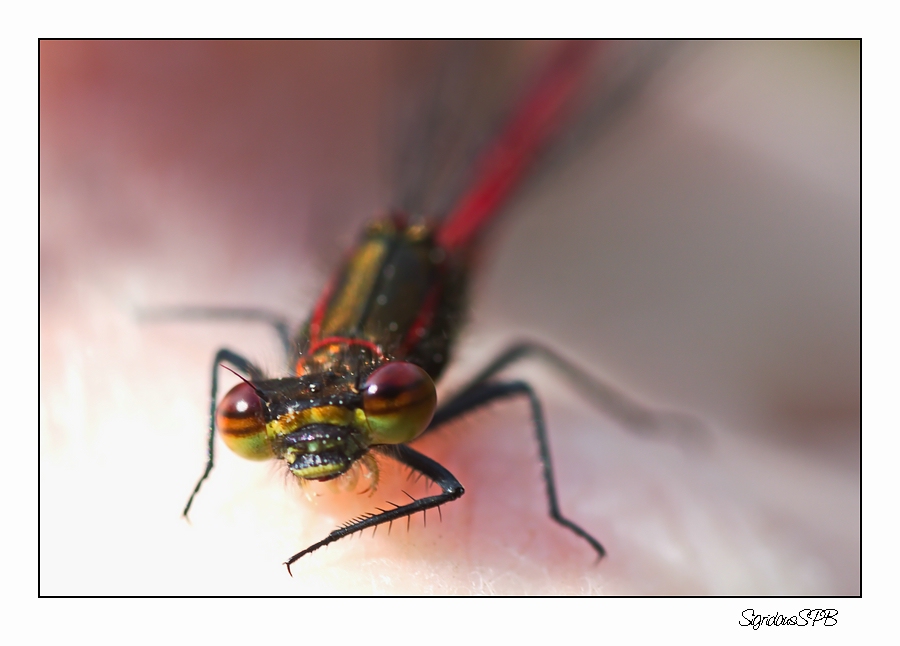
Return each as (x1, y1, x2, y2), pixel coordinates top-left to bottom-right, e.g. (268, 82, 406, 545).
(40, 40, 859, 595)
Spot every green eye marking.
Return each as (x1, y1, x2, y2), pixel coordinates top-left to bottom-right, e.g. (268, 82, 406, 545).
(362, 362, 437, 444)
(215, 382, 273, 461)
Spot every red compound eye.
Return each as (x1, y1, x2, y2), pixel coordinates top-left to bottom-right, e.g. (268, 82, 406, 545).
(363, 362, 437, 444)
(215, 382, 272, 460)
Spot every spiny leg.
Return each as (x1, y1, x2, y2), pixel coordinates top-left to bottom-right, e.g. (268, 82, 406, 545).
(428, 379, 606, 560)
(136, 306, 295, 368)
(450, 340, 709, 446)
(183, 348, 265, 519)
(284, 444, 464, 575)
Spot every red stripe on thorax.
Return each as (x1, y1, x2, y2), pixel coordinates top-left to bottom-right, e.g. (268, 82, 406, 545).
(307, 275, 337, 347)
(398, 281, 443, 357)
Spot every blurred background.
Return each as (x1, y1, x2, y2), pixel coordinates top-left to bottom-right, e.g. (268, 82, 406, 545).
(40, 40, 859, 595)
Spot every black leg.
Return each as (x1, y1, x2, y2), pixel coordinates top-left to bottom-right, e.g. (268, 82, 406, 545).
(452, 340, 709, 447)
(137, 306, 295, 368)
(183, 348, 266, 519)
(429, 379, 606, 560)
(284, 444, 464, 575)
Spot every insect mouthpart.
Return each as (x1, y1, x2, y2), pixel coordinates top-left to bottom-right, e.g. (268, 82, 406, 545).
(281, 424, 369, 481)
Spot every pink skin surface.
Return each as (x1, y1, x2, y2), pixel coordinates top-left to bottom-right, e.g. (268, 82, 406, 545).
(40, 41, 859, 595)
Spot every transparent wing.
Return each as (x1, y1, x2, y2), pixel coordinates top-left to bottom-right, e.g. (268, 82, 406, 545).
(379, 41, 676, 233)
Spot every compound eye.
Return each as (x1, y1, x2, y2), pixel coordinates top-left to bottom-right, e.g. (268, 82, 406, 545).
(215, 382, 273, 460)
(363, 362, 437, 444)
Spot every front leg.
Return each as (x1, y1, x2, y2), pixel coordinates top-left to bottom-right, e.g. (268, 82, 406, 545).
(429, 379, 606, 560)
(284, 444, 465, 575)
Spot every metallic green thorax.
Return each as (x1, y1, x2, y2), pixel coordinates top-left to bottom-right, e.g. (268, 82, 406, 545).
(245, 216, 468, 481)
(294, 216, 468, 381)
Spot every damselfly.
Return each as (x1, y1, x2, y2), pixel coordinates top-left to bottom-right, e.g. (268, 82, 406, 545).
(146, 41, 702, 575)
